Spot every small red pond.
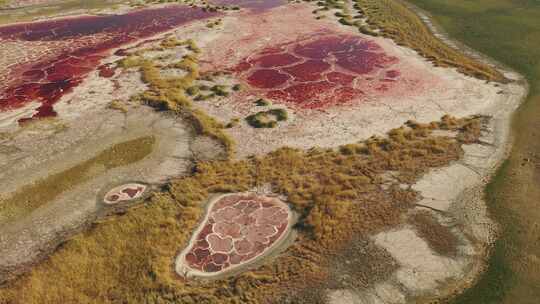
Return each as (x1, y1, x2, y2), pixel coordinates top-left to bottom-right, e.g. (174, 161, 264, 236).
(182, 194, 291, 274)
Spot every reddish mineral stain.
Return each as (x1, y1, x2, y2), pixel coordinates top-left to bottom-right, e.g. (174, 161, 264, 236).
(203, 263, 221, 273)
(98, 64, 116, 78)
(283, 81, 334, 101)
(327, 72, 356, 85)
(233, 34, 399, 109)
(182, 194, 291, 274)
(196, 239, 210, 249)
(283, 59, 331, 82)
(256, 53, 302, 68)
(386, 70, 400, 78)
(122, 187, 143, 198)
(247, 69, 290, 88)
(0, 5, 217, 121)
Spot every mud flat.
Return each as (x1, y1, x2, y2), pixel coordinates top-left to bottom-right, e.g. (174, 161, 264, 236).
(327, 69, 527, 302)
(152, 2, 526, 300)
(170, 3, 525, 159)
(0, 51, 208, 283)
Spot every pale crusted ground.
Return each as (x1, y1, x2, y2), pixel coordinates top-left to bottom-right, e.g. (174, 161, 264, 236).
(163, 3, 522, 159)
(324, 80, 524, 302)
(158, 5, 527, 300)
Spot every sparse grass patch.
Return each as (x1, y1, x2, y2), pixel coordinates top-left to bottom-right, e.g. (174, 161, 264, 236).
(107, 100, 128, 113)
(317, 0, 505, 82)
(254, 98, 270, 106)
(120, 38, 235, 156)
(245, 108, 288, 128)
(327, 237, 398, 290)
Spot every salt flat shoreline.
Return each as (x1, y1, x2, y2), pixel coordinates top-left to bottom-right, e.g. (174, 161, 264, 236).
(353, 1, 528, 302)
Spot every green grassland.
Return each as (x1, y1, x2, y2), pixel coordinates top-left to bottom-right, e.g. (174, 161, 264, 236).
(406, 1, 540, 303)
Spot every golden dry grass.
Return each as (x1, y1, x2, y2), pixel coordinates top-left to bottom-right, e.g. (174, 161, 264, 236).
(0, 8, 492, 301)
(315, 0, 505, 82)
(0, 6, 493, 301)
(357, 0, 505, 81)
(122, 38, 235, 156)
(0, 115, 483, 304)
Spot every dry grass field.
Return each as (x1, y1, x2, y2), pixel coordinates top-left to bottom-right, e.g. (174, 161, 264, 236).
(0, 114, 484, 304)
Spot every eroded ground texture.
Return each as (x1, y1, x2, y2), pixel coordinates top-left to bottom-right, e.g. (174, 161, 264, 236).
(0, 0, 528, 304)
(186, 3, 520, 157)
(176, 193, 292, 277)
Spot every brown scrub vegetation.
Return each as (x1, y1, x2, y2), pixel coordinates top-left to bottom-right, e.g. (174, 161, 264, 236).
(0, 114, 485, 304)
(409, 210, 460, 257)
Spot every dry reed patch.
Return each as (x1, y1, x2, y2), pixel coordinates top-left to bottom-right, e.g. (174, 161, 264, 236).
(409, 211, 460, 257)
(327, 237, 398, 290)
(316, 0, 505, 82)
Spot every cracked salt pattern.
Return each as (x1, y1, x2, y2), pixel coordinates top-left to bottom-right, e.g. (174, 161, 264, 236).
(233, 34, 399, 109)
(182, 194, 290, 274)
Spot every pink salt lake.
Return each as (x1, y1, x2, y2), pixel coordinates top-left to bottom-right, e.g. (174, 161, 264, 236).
(175, 193, 293, 277)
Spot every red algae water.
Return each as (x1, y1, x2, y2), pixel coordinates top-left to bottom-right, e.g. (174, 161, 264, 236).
(0, 6, 217, 121)
(233, 34, 399, 110)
